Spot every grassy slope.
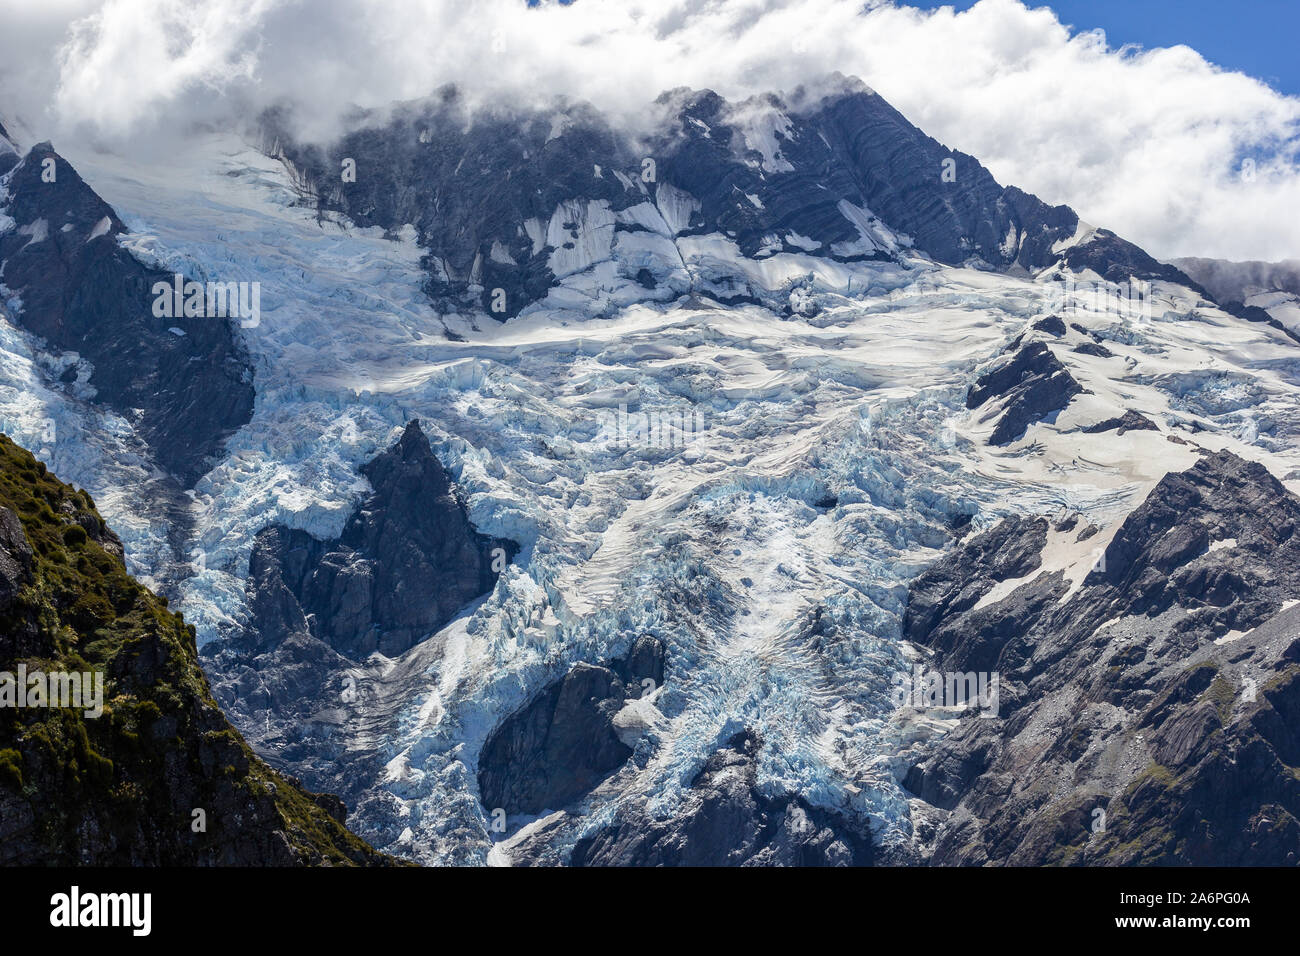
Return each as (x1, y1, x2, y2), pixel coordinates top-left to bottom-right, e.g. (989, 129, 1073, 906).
(0, 434, 398, 865)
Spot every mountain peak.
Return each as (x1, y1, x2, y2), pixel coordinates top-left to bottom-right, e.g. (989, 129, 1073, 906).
(261, 77, 1198, 325)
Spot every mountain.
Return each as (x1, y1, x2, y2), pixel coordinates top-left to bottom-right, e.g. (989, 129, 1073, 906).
(1172, 256, 1300, 304)
(200, 420, 518, 807)
(0, 434, 392, 864)
(235, 420, 515, 660)
(2, 78, 1297, 866)
(263, 79, 1201, 324)
(1172, 256, 1300, 344)
(904, 449, 1300, 864)
(0, 143, 254, 486)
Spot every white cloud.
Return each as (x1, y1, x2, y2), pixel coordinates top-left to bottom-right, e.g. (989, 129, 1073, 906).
(1, 0, 1297, 260)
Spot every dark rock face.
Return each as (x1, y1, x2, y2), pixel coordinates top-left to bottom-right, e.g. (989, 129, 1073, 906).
(244, 525, 315, 653)
(649, 87, 895, 263)
(566, 731, 873, 866)
(1062, 228, 1206, 292)
(903, 514, 1049, 672)
(478, 637, 664, 816)
(201, 624, 364, 807)
(1073, 341, 1114, 358)
(967, 341, 1064, 408)
(201, 421, 518, 843)
(0, 506, 33, 611)
(902, 450, 1300, 865)
(1032, 314, 1066, 336)
(654, 84, 1195, 284)
(792, 88, 1074, 272)
(966, 341, 1082, 445)
(264, 81, 1193, 320)
(243, 420, 515, 659)
(1082, 410, 1157, 435)
(263, 96, 641, 319)
(0, 144, 254, 485)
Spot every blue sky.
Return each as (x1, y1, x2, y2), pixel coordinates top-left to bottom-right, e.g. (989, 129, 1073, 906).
(900, 0, 1300, 95)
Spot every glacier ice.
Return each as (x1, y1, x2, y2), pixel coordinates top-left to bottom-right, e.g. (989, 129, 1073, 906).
(11, 132, 1300, 864)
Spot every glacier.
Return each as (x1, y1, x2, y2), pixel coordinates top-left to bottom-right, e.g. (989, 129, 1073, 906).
(5, 130, 1300, 864)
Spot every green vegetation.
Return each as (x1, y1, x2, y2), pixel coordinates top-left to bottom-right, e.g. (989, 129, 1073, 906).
(0, 434, 395, 865)
(1202, 675, 1237, 724)
(1087, 761, 1182, 865)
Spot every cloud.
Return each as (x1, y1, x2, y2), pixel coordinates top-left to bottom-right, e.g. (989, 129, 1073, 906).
(1, 0, 1298, 261)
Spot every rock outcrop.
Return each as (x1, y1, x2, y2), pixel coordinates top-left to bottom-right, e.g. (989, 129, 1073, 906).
(566, 731, 874, 867)
(478, 636, 665, 816)
(0, 144, 255, 485)
(1031, 314, 1067, 337)
(263, 80, 1200, 321)
(902, 450, 1300, 865)
(966, 341, 1082, 445)
(1082, 410, 1158, 435)
(241, 420, 515, 660)
(201, 421, 517, 835)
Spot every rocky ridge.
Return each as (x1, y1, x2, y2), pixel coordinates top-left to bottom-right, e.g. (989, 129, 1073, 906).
(0, 434, 393, 865)
(902, 449, 1300, 865)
